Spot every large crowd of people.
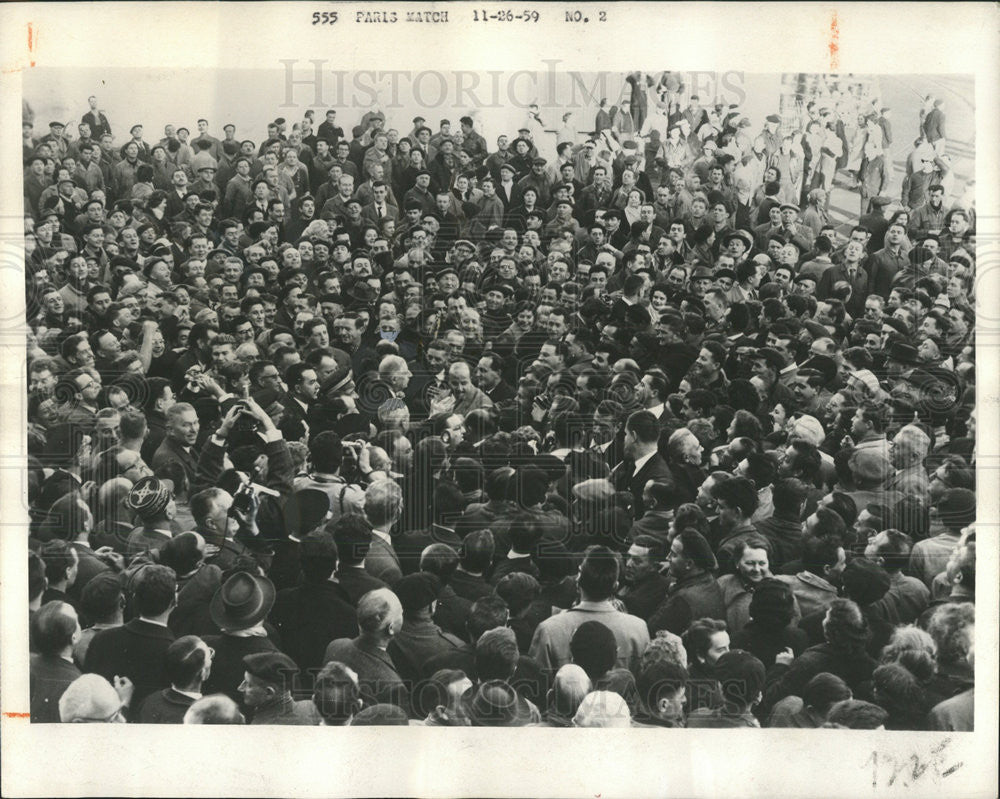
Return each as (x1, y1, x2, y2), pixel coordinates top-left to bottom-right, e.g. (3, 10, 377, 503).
(24, 73, 976, 730)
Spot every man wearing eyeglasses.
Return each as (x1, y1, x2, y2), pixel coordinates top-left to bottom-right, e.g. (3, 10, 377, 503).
(58, 367, 102, 429)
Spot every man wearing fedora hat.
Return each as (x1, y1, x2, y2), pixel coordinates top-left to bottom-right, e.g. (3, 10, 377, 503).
(202, 571, 281, 703)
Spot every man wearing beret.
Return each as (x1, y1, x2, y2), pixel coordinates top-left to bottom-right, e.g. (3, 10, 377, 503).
(238, 651, 320, 725)
(386, 572, 464, 684)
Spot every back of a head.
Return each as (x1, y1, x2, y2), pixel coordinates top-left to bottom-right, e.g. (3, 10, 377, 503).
(508, 512, 544, 555)
(802, 672, 852, 717)
(493, 572, 540, 615)
(626, 410, 660, 445)
(364, 478, 402, 528)
(677, 528, 717, 573)
(881, 624, 937, 665)
(570, 620, 618, 682)
(460, 528, 495, 573)
(578, 545, 620, 602)
(300, 529, 339, 583)
(309, 430, 344, 473)
(312, 661, 362, 725)
(420, 543, 460, 585)
(636, 660, 688, 714)
(466, 595, 510, 642)
(80, 572, 123, 625)
(331, 512, 373, 567)
(32, 601, 77, 657)
(183, 694, 246, 724)
(572, 690, 632, 728)
(59, 674, 122, 723)
(133, 564, 177, 617)
(512, 465, 549, 507)
(475, 626, 519, 681)
(822, 598, 869, 651)
(452, 457, 484, 495)
(872, 662, 924, 715)
(826, 699, 887, 730)
(713, 649, 766, 709)
(926, 602, 975, 665)
(356, 587, 401, 635)
(158, 532, 205, 577)
(485, 467, 516, 502)
(552, 663, 592, 718)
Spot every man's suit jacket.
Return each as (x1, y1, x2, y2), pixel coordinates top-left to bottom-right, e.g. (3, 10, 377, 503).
(816, 263, 870, 318)
(268, 581, 359, 674)
(334, 566, 388, 606)
(138, 686, 197, 723)
(395, 524, 462, 577)
(30, 654, 82, 722)
(84, 618, 176, 719)
(612, 452, 673, 519)
(365, 534, 403, 585)
(361, 202, 399, 225)
(151, 436, 199, 499)
(278, 395, 311, 443)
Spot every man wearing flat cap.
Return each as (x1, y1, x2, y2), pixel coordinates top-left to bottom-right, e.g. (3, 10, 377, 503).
(386, 572, 464, 683)
(846, 449, 902, 515)
(239, 651, 320, 725)
(514, 157, 552, 207)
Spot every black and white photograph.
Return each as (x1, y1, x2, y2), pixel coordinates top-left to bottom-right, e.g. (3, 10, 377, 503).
(1, 3, 997, 797)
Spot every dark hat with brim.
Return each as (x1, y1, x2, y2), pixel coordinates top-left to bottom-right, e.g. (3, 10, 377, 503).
(724, 229, 754, 250)
(887, 341, 920, 365)
(210, 572, 276, 633)
(348, 281, 378, 306)
(461, 680, 535, 727)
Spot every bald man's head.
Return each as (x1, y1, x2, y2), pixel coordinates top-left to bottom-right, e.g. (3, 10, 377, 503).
(378, 354, 412, 391)
(357, 587, 403, 635)
(448, 360, 473, 398)
(59, 674, 123, 723)
(183, 694, 246, 724)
